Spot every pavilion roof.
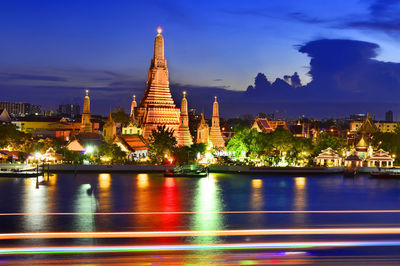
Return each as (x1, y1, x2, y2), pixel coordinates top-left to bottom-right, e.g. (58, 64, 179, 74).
(118, 135, 148, 151)
(314, 147, 341, 160)
(345, 154, 362, 161)
(368, 149, 394, 161)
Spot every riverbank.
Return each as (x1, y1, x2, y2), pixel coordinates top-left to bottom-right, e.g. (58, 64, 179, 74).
(0, 163, 387, 175)
(47, 164, 344, 174)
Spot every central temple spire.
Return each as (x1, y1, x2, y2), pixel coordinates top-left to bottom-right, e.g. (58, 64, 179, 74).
(136, 27, 181, 139)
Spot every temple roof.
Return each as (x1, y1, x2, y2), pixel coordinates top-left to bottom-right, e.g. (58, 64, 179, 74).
(356, 135, 368, 148)
(118, 135, 148, 151)
(357, 114, 378, 134)
(314, 147, 341, 160)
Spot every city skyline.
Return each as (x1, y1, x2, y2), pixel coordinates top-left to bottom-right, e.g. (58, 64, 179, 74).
(1, 0, 400, 118)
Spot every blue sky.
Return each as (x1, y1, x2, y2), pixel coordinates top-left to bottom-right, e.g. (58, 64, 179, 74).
(1, 0, 400, 118)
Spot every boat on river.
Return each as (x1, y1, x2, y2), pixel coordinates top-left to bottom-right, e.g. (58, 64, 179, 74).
(370, 168, 400, 178)
(0, 164, 44, 178)
(164, 165, 208, 178)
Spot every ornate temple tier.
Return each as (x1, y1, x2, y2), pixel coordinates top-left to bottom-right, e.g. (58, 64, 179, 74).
(209, 96, 225, 148)
(176, 91, 193, 146)
(80, 90, 92, 133)
(136, 27, 181, 139)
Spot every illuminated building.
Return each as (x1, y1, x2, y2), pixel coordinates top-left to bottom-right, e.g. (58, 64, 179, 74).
(0, 109, 11, 122)
(58, 104, 80, 119)
(0, 102, 41, 116)
(367, 149, 394, 167)
(176, 91, 193, 146)
(115, 98, 148, 160)
(209, 96, 225, 148)
(196, 113, 209, 145)
(80, 90, 92, 133)
(251, 117, 288, 133)
(350, 113, 397, 134)
(135, 27, 181, 140)
(314, 148, 342, 167)
(103, 112, 116, 143)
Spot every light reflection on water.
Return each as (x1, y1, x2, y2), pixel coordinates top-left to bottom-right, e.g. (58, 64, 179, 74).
(2, 173, 400, 235)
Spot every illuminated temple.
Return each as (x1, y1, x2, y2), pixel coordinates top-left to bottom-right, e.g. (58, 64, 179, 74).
(175, 91, 193, 146)
(135, 27, 181, 140)
(80, 90, 92, 133)
(209, 96, 225, 148)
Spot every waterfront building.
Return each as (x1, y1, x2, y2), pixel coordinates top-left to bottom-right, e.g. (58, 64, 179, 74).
(367, 149, 394, 167)
(175, 92, 193, 146)
(80, 90, 92, 133)
(135, 27, 181, 140)
(103, 113, 117, 143)
(66, 132, 105, 153)
(314, 147, 342, 167)
(344, 153, 363, 167)
(196, 113, 209, 145)
(209, 96, 225, 148)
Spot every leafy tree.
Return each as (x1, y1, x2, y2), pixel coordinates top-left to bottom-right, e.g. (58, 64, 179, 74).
(314, 133, 347, 155)
(111, 109, 130, 124)
(394, 123, 400, 135)
(172, 142, 207, 165)
(148, 125, 177, 164)
(268, 127, 295, 154)
(99, 143, 127, 164)
(227, 126, 264, 157)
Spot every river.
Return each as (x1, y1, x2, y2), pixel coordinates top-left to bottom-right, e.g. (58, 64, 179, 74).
(0, 172, 399, 264)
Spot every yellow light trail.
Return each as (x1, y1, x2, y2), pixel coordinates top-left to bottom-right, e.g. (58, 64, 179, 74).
(2, 227, 400, 239)
(0, 210, 400, 215)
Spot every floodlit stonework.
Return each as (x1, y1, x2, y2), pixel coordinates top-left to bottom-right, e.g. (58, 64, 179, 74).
(176, 91, 193, 146)
(209, 96, 225, 148)
(80, 90, 92, 133)
(136, 27, 181, 140)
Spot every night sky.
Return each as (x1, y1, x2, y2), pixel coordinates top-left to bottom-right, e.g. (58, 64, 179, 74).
(1, 0, 400, 119)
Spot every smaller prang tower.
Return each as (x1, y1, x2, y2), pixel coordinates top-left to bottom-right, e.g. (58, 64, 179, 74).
(209, 96, 225, 148)
(80, 90, 92, 133)
(176, 91, 193, 146)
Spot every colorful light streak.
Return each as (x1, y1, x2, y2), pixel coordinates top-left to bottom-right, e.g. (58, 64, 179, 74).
(2, 227, 400, 240)
(0, 240, 400, 255)
(1, 209, 400, 216)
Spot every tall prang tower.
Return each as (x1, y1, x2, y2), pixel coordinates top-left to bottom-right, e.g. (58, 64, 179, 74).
(136, 26, 181, 140)
(209, 96, 225, 148)
(176, 91, 193, 146)
(80, 90, 92, 133)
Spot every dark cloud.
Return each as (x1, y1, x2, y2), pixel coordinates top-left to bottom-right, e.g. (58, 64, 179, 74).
(213, 78, 223, 81)
(0, 73, 67, 82)
(3, 38, 400, 119)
